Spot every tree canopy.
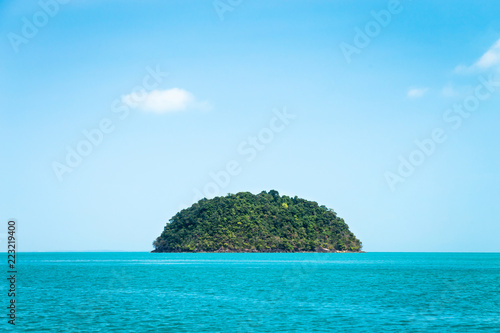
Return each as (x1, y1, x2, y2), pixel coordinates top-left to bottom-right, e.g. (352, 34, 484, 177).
(152, 190, 362, 252)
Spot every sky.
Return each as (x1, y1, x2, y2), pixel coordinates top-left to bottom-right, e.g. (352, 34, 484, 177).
(1, 0, 499, 252)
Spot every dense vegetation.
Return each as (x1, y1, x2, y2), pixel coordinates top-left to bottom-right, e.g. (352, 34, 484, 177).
(152, 190, 362, 252)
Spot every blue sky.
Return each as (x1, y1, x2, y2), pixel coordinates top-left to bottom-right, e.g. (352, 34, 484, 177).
(1, 0, 499, 252)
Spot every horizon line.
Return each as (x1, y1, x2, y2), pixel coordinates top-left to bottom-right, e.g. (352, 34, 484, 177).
(4, 251, 500, 254)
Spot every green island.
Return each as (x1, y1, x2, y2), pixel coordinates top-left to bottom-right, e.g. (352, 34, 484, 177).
(152, 190, 363, 253)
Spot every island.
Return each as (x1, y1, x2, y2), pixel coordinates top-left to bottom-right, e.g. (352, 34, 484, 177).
(152, 190, 363, 253)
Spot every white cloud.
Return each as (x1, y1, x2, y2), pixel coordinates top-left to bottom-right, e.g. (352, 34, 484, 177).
(475, 39, 500, 69)
(407, 87, 429, 99)
(441, 83, 459, 98)
(453, 64, 469, 74)
(455, 38, 500, 73)
(122, 88, 210, 113)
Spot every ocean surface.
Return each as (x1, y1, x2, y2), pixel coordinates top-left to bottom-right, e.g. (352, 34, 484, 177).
(3, 252, 499, 332)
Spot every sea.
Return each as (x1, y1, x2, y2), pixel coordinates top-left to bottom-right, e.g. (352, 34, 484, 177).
(3, 252, 499, 332)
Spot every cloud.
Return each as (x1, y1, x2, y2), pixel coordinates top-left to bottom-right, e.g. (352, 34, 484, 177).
(455, 38, 500, 73)
(441, 83, 459, 98)
(407, 87, 428, 99)
(475, 39, 500, 69)
(122, 88, 210, 113)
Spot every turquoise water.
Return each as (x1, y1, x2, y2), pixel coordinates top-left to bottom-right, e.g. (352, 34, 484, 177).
(3, 253, 499, 332)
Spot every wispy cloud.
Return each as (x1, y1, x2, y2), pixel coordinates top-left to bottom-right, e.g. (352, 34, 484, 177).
(455, 38, 500, 74)
(441, 83, 459, 98)
(407, 87, 429, 99)
(122, 88, 211, 113)
(474, 39, 500, 70)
